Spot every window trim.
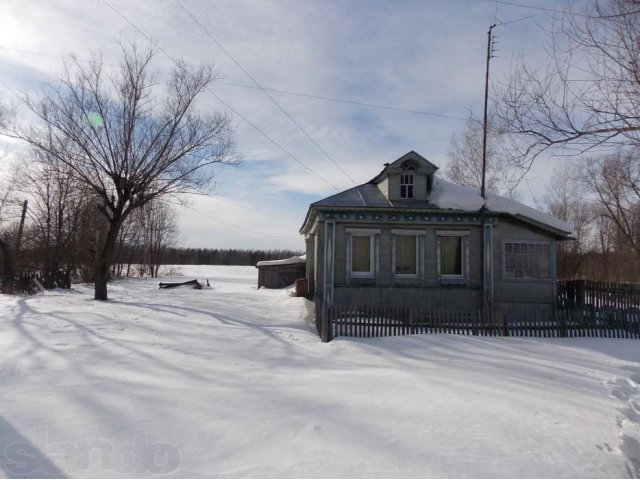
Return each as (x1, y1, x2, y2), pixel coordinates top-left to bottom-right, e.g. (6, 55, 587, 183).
(502, 239, 553, 282)
(400, 173, 414, 199)
(436, 230, 470, 282)
(346, 228, 380, 278)
(392, 230, 422, 278)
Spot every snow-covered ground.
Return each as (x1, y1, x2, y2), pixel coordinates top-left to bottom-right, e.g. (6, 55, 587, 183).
(1, 265, 639, 478)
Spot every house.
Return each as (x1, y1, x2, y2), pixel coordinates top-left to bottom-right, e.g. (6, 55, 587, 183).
(299, 151, 572, 324)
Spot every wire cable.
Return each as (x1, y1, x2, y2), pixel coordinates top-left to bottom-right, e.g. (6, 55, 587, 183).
(183, 204, 301, 239)
(175, 0, 357, 185)
(101, 0, 339, 191)
(0, 45, 470, 121)
(482, 0, 640, 18)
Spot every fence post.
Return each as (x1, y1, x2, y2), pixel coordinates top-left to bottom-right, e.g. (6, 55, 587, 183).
(502, 312, 509, 337)
(321, 301, 332, 342)
(557, 309, 567, 338)
(576, 279, 586, 307)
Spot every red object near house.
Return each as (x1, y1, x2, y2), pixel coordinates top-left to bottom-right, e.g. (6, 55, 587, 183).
(295, 277, 308, 297)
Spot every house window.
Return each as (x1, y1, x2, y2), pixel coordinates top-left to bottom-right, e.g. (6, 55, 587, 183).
(504, 241, 551, 280)
(437, 230, 470, 282)
(352, 235, 372, 274)
(441, 236, 462, 275)
(346, 229, 379, 278)
(400, 173, 414, 198)
(395, 235, 418, 276)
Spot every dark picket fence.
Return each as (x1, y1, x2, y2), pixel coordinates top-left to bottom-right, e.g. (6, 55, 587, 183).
(314, 302, 640, 341)
(558, 279, 640, 310)
(2, 270, 72, 294)
(329, 306, 502, 338)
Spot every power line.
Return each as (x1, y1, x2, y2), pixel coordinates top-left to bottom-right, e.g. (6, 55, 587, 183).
(183, 204, 300, 239)
(0, 45, 470, 121)
(481, 0, 587, 17)
(216, 81, 470, 120)
(175, 0, 357, 186)
(482, 0, 640, 19)
(101, 0, 339, 191)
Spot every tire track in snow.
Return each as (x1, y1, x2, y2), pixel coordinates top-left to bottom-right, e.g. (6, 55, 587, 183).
(611, 365, 640, 478)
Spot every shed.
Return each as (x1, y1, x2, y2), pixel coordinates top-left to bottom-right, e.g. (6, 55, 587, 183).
(256, 255, 306, 289)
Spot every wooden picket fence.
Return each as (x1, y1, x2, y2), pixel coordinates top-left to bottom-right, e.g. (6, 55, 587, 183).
(558, 279, 640, 310)
(329, 306, 501, 338)
(316, 302, 640, 341)
(2, 270, 71, 294)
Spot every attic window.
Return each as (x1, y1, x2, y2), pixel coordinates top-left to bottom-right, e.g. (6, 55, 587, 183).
(401, 161, 416, 171)
(400, 173, 414, 198)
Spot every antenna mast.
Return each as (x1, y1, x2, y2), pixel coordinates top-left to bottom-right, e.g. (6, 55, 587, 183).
(480, 24, 497, 200)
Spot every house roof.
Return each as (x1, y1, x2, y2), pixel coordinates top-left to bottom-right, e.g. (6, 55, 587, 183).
(311, 183, 437, 209)
(300, 151, 573, 238)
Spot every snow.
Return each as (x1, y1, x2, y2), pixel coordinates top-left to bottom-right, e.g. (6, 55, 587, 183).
(1, 265, 639, 477)
(430, 177, 574, 235)
(256, 255, 305, 267)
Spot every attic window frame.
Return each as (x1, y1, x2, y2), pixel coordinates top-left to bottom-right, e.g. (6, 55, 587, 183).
(400, 173, 414, 199)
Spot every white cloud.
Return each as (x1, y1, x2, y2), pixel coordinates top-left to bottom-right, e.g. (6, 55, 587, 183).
(0, 0, 567, 249)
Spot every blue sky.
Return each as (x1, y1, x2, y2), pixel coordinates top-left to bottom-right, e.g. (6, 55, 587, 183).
(0, 0, 562, 250)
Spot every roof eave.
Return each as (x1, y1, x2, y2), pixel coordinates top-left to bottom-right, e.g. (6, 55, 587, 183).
(301, 205, 572, 239)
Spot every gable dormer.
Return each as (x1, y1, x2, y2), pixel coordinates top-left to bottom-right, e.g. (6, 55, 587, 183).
(370, 151, 439, 202)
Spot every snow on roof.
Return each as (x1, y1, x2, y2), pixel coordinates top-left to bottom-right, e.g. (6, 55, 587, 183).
(256, 255, 306, 268)
(430, 178, 573, 235)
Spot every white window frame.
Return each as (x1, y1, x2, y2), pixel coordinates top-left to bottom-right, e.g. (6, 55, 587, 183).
(392, 229, 421, 278)
(400, 173, 414, 199)
(436, 230, 470, 280)
(346, 228, 379, 278)
(502, 239, 552, 281)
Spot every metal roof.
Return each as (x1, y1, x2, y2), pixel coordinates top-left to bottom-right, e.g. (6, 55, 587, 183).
(311, 183, 439, 209)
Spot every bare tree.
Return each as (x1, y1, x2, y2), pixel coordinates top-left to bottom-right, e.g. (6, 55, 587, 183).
(446, 111, 523, 198)
(583, 151, 640, 258)
(0, 159, 21, 284)
(19, 152, 89, 282)
(111, 212, 143, 278)
(496, 0, 640, 164)
(137, 200, 177, 278)
(4, 42, 236, 299)
(544, 160, 594, 278)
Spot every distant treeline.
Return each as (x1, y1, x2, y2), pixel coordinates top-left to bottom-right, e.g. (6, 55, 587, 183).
(161, 248, 304, 266)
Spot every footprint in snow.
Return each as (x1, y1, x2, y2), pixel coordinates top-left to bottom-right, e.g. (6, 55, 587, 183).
(611, 378, 638, 402)
(596, 442, 614, 453)
(612, 367, 640, 478)
(621, 435, 640, 478)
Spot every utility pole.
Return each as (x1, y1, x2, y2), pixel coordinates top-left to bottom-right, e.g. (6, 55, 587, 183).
(480, 24, 496, 322)
(478, 16, 533, 324)
(481, 24, 497, 200)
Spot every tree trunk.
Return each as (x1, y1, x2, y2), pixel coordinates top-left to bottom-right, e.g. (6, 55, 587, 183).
(94, 217, 123, 301)
(0, 237, 14, 284)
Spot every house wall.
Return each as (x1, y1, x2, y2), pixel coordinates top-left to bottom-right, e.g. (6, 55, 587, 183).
(331, 220, 483, 310)
(491, 216, 557, 316)
(313, 221, 325, 301)
(377, 178, 389, 199)
(333, 286, 481, 310)
(310, 215, 558, 313)
(305, 235, 315, 295)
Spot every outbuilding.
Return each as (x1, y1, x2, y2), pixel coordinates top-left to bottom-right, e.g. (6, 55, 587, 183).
(256, 255, 306, 289)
